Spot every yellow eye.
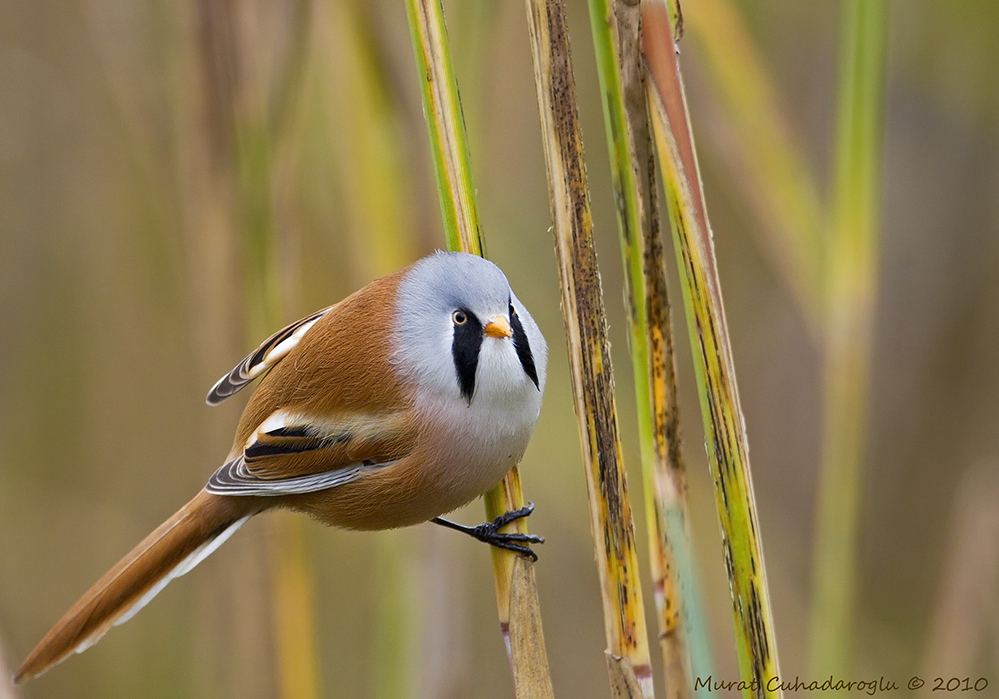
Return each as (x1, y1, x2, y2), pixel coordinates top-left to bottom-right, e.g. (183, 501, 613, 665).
(452, 310, 467, 325)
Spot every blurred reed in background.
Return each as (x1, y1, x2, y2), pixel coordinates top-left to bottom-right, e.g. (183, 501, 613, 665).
(2, 0, 998, 697)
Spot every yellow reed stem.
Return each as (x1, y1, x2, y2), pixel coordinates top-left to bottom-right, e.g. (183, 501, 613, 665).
(525, 0, 653, 696)
(643, 2, 783, 695)
(405, 1, 554, 695)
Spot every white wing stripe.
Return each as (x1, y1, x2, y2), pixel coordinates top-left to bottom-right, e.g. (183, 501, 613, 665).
(248, 318, 321, 379)
(206, 309, 329, 405)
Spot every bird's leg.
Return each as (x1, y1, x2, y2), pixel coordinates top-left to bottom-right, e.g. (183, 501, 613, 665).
(432, 502, 544, 561)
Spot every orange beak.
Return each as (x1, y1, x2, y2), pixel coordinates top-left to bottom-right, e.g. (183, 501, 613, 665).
(483, 316, 513, 338)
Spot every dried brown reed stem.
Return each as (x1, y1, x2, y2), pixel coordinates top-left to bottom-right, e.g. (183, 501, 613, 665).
(585, 0, 694, 694)
(524, 0, 653, 696)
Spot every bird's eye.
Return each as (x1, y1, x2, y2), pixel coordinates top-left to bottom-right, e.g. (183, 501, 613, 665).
(452, 310, 467, 325)
(509, 303, 517, 317)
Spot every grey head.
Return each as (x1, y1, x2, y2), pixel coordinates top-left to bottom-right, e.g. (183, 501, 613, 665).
(392, 252, 547, 409)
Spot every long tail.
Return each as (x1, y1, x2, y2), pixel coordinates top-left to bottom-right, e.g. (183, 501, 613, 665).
(14, 489, 254, 683)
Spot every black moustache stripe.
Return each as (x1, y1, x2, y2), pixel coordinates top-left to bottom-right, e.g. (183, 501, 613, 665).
(451, 308, 483, 404)
(510, 309, 539, 390)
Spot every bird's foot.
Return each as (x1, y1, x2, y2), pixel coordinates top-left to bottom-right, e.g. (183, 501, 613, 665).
(432, 503, 544, 561)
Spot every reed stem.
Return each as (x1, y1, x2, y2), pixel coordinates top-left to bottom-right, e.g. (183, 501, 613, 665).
(405, 1, 555, 695)
(643, 3, 783, 695)
(525, 0, 653, 695)
(808, 0, 888, 678)
(584, 1, 701, 695)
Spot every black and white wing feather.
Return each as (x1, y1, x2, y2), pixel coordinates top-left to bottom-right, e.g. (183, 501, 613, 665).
(206, 307, 331, 405)
(205, 409, 414, 496)
(206, 455, 386, 496)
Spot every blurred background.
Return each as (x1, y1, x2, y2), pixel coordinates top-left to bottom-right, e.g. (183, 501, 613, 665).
(2, 1, 997, 697)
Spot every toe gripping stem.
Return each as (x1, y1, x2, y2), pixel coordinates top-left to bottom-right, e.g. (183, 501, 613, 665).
(433, 503, 544, 561)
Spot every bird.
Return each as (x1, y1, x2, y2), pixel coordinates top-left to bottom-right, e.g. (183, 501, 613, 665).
(14, 251, 548, 683)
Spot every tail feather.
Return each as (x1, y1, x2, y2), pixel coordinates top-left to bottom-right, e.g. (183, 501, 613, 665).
(14, 489, 251, 683)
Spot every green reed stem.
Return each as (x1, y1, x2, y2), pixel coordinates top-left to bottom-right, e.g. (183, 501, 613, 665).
(643, 2, 783, 695)
(808, 0, 888, 679)
(405, 1, 554, 695)
(585, 0, 698, 696)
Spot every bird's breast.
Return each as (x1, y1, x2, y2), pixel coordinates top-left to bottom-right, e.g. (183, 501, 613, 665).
(412, 379, 542, 510)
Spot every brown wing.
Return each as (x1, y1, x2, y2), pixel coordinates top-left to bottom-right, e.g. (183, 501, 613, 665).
(208, 265, 420, 496)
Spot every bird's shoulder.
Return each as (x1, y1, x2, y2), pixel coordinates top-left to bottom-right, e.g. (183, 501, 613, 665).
(233, 269, 412, 449)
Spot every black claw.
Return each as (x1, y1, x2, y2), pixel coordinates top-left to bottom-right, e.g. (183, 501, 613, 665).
(432, 503, 544, 560)
(491, 502, 536, 528)
(472, 529, 545, 544)
(487, 539, 540, 562)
